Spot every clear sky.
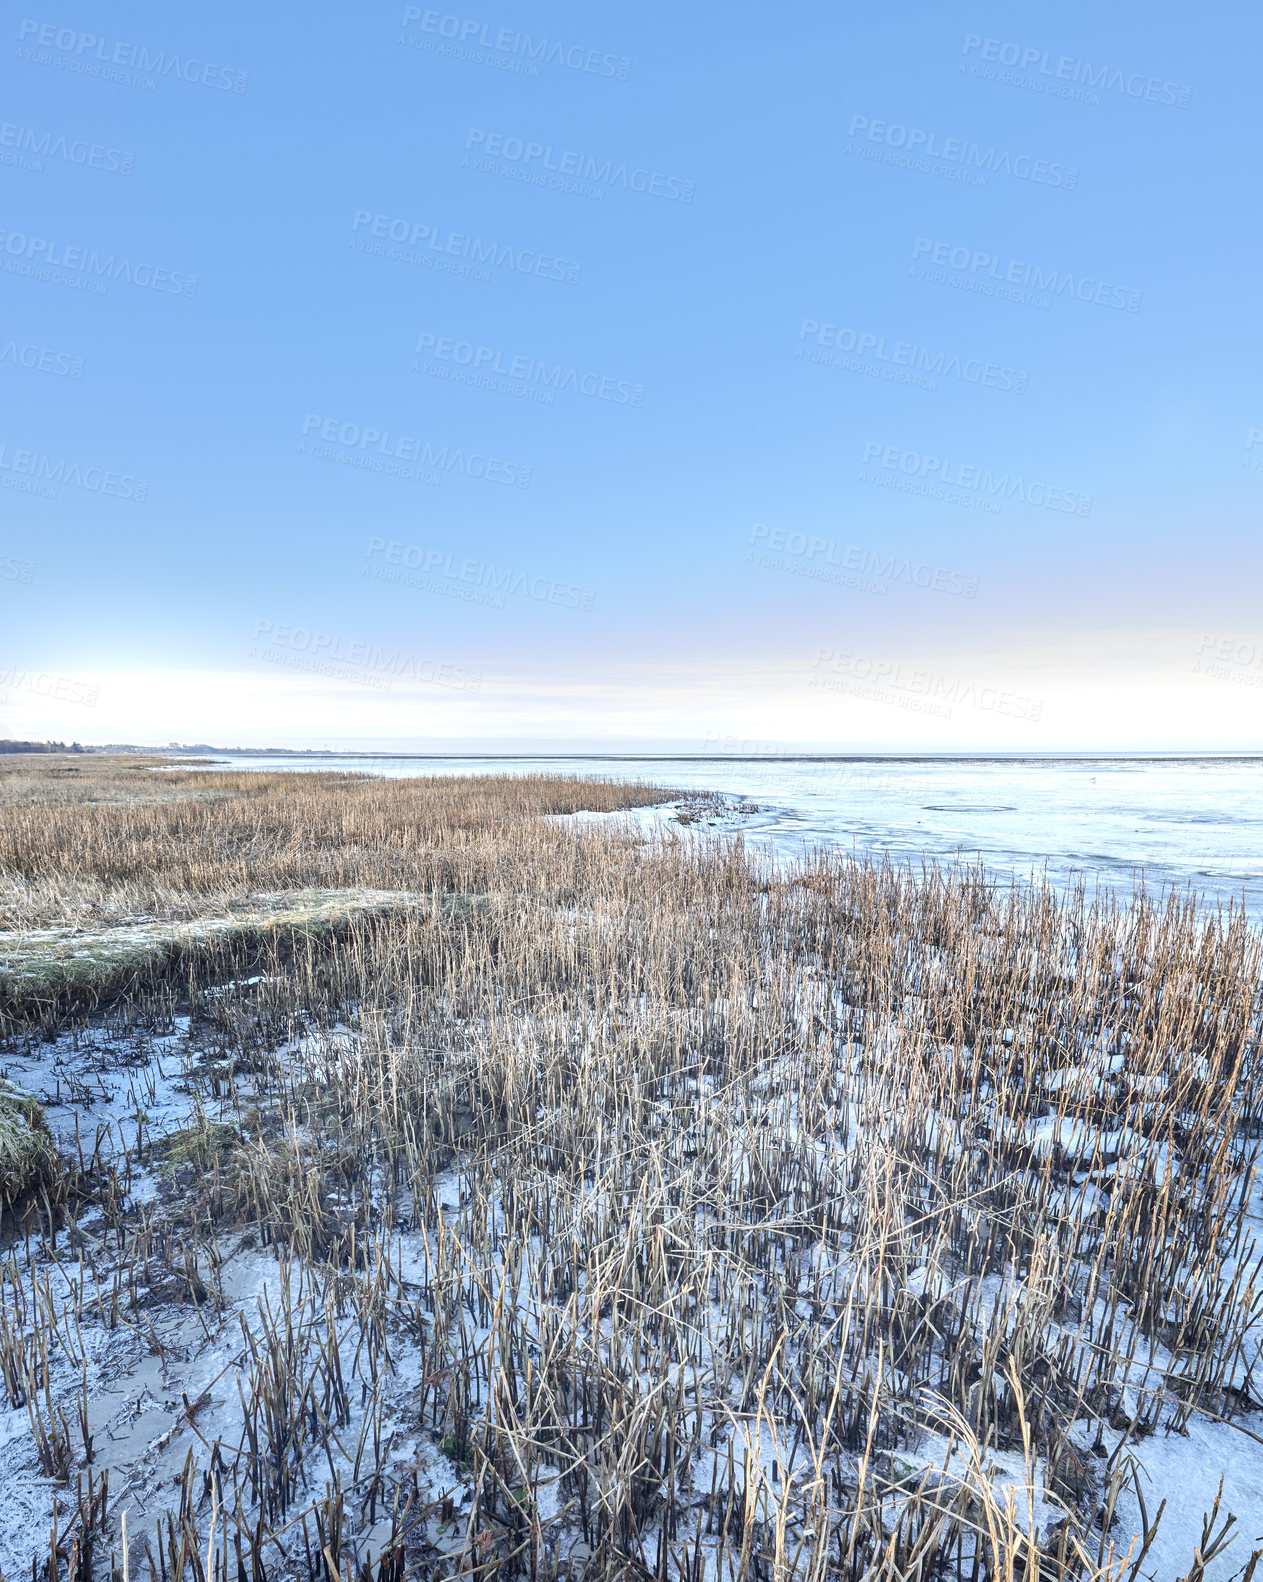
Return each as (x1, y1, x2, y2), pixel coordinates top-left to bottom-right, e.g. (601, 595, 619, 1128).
(1, 1, 1260, 751)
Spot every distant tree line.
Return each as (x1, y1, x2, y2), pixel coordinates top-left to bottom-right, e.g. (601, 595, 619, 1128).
(0, 740, 85, 753)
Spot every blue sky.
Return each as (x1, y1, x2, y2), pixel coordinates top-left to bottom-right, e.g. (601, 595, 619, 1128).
(2, 1, 1260, 750)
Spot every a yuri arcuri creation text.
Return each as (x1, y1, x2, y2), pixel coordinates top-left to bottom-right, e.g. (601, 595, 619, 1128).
(812, 649, 1042, 721)
(364, 537, 595, 612)
(860, 443, 1092, 516)
(846, 114, 1078, 189)
(0, 121, 134, 175)
(250, 620, 481, 693)
(910, 238, 1141, 313)
(463, 130, 693, 202)
(748, 524, 978, 597)
(15, 19, 248, 92)
(351, 211, 580, 286)
(0, 227, 197, 296)
(797, 321, 1027, 394)
(0, 442, 147, 501)
(399, 9, 629, 79)
(413, 332, 643, 407)
(298, 415, 531, 489)
(959, 34, 1190, 108)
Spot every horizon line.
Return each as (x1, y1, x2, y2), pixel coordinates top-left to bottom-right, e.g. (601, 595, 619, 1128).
(47, 746, 1263, 763)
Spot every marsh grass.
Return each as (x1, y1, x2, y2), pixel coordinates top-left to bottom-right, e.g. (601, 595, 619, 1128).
(0, 888, 443, 1022)
(0, 1079, 53, 1207)
(0, 760, 1261, 1581)
(0, 758, 670, 930)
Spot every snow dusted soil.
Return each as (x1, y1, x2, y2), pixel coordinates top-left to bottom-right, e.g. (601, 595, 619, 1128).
(3, 1010, 1261, 1580)
(2, 841, 1263, 1580)
(0, 1009, 475, 1578)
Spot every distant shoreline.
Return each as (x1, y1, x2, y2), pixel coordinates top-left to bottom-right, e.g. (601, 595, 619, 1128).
(74, 746, 1263, 763)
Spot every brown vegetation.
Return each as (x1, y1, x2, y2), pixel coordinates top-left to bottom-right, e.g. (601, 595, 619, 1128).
(0, 757, 669, 928)
(1, 760, 1261, 1582)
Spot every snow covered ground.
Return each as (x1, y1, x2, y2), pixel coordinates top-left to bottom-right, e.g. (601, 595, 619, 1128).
(4, 773, 1263, 1578)
(3, 960, 1263, 1577)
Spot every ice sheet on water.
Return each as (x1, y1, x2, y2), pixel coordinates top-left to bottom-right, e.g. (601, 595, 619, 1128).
(207, 752, 1263, 917)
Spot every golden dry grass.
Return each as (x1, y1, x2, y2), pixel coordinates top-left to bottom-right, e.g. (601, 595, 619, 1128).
(0, 756, 672, 929)
(0, 753, 209, 806)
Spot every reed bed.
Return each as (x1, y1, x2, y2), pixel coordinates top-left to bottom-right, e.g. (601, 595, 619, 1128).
(0, 760, 668, 932)
(0, 761, 1261, 1582)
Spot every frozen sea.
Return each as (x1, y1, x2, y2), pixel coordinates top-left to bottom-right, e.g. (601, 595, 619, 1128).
(192, 754, 1263, 918)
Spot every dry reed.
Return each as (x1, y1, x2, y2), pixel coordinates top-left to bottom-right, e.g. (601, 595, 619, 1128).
(0, 759, 1259, 1582)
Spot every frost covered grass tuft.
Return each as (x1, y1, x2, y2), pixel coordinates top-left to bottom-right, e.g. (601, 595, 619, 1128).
(0, 887, 425, 1016)
(0, 1079, 53, 1206)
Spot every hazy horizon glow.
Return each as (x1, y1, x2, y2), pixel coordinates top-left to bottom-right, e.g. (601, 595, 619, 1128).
(2, 3, 1260, 751)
